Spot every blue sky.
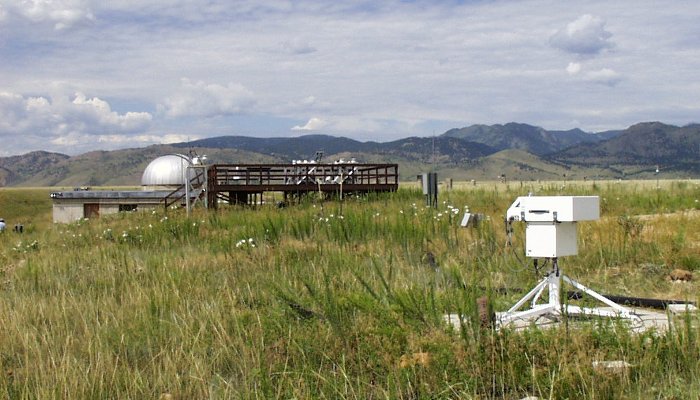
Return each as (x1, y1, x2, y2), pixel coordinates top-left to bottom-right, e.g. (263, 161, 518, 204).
(1, 0, 699, 156)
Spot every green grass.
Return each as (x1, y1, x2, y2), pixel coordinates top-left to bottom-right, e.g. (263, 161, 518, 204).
(0, 188, 52, 232)
(0, 181, 699, 398)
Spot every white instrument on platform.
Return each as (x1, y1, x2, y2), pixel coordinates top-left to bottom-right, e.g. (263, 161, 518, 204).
(499, 195, 641, 327)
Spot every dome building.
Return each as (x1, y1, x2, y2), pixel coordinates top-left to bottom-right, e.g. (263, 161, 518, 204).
(141, 154, 195, 190)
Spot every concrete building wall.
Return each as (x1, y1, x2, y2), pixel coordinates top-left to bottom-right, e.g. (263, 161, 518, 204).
(52, 200, 163, 223)
(52, 203, 85, 223)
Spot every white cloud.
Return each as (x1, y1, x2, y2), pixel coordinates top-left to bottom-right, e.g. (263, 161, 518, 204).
(564, 62, 622, 86)
(71, 92, 152, 130)
(47, 131, 194, 154)
(585, 68, 622, 86)
(301, 96, 316, 106)
(1, 1, 700, 153)
(549, 14, 613, 55)
(160, 78, 256, 118)
(566, 62, 581, 75)
(5, 0, 94, 29)
(0, 90, 152, 154)
(158, 133, 196, 144)
(96, 133, 195, 144)
(291, 117, 326, 131)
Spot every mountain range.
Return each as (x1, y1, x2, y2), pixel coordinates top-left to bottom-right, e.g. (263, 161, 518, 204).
(1, 122, 698, 187)
(442, 122, 621, 155)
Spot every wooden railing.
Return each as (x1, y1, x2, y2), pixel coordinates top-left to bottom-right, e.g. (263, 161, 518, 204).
(208, 163, 398, 189)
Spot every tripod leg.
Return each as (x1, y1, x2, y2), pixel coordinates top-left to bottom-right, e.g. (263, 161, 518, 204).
(562, 275, 638, 318)
(563, 275, 626, 313)
(531, 281, 547, 308)
(506, 277, 549, 313)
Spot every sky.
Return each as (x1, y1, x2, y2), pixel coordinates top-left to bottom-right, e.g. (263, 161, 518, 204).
(1, 0, 699, 156)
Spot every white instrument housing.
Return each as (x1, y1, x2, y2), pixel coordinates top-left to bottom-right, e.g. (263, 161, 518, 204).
(506, 196, 599, 258)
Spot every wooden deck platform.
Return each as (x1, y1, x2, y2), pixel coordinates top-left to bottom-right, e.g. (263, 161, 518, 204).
(204, 163, 398, 207)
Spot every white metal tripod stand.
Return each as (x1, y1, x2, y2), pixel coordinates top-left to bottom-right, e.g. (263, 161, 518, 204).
(497, 258, 641, 326)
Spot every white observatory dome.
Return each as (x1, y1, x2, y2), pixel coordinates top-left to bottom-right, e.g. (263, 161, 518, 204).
(141, 154, 194, 188)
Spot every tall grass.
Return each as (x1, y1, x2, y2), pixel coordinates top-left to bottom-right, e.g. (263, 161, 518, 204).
(0, 181, 699, 398)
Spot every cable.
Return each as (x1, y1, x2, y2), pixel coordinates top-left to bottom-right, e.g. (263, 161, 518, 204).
(504, 218, 529, 272)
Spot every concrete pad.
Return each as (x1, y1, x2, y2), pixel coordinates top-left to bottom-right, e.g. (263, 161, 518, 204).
(668, 303, 698, 315)
(444, 307, 675, 334)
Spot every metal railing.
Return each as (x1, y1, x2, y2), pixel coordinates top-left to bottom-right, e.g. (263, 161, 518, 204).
(163, 168, 207, 209)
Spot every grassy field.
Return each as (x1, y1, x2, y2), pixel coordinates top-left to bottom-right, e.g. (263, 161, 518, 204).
(0, 180, 699, 398)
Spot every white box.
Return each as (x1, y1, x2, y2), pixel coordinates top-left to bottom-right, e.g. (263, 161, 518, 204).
(525, 222, 578, 258)
(517, 196, 599, 222)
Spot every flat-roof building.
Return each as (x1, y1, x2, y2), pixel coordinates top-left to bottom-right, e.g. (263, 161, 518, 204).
(51, 154, 202, 223)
